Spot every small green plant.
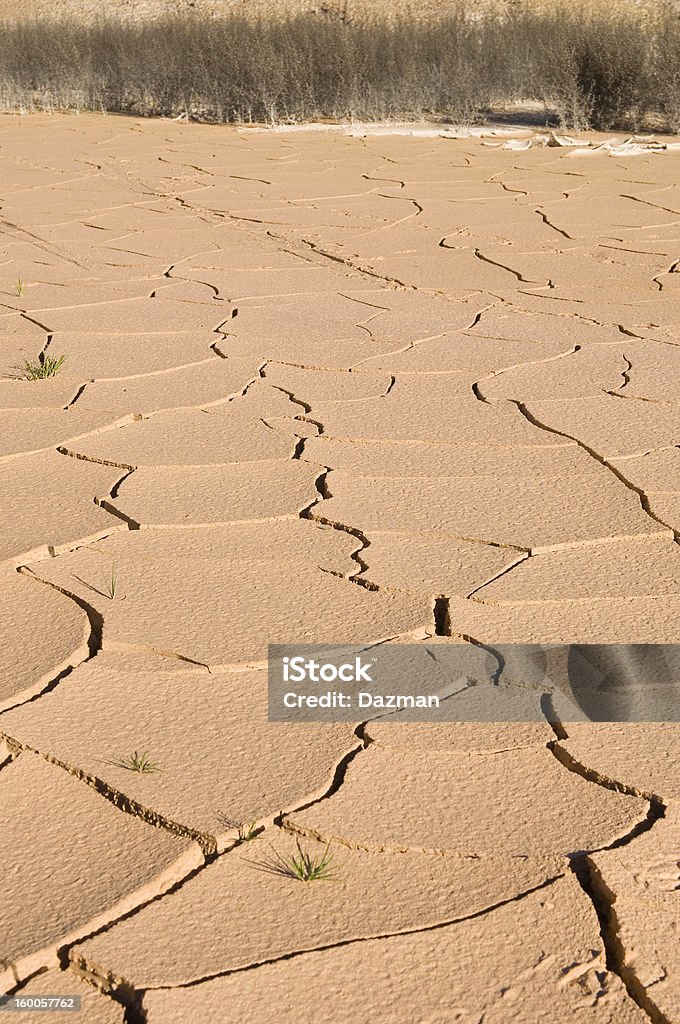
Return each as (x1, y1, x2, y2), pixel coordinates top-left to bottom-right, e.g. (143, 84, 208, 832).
(217, 814, 259, 842)
(15, 275, 25, 297)
(105, 559, 118, 600)
(22, 354, 66, 379)
(240, 820, 258, 842)
(265, 838, 336, 882)
(111, 750, 163, 774)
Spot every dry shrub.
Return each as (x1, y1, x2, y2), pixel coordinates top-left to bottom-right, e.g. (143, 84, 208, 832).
(521, 3, 653, 131)
(651, 2, 680, 131)
(0, 2, 675, 131)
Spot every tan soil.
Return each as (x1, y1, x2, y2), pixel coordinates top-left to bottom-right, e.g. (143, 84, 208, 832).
(0, 112, 679, 1018)
(0, 0, 661, 22)
(141, 876, 650, 1023)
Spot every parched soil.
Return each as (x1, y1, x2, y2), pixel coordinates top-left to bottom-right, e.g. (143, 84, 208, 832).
(0, 113, 679, 1022)
(0, 0, 548, 22)
(1, 0, 664, 22)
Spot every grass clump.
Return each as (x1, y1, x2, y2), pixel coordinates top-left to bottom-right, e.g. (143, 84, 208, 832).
(15, 276, 26, 297)
(218, 814, 260, 842)
(263, 838, 336, 882)
(0, 2, 678, 131)
(238, 819, 259, 842)
(22, 354, 66, 379)
(111, 750, 163, 774)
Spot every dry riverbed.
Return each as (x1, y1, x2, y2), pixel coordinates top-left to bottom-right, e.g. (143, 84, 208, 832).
(0, 113, 679, 1022)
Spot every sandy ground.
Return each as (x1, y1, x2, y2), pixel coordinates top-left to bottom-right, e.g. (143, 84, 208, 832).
(0, 113, 679, 1020)
(0, 0, 516, 22)
(0, 0, 661, 22)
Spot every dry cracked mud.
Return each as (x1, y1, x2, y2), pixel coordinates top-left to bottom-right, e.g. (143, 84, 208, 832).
(1, 114, 679, 1022)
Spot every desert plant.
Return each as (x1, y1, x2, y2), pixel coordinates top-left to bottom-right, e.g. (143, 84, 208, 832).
(22, 354, 66, 379)
(525, 2, 653, 130)
(264, 838, 336, 882)
(15, 275, 25, 297)
(0, 4, 674, 131)
(239, 819, 259, 842)
(533, 36, 595, 131)
(651, 3, 680, 132)
(105, 559, 118, 600)
(111, 750, 163, 773)
(218, 815, 259, 842)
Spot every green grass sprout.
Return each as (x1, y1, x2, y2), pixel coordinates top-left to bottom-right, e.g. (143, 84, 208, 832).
(23, 354, 66, 379)
(263, 838, 336, 882)
(105, 559, 118, 600)
(110, 750, 163, 774)
(217, 814, 260, 842)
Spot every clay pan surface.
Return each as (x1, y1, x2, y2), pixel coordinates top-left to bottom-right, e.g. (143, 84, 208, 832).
(0, 114, 678, 1021)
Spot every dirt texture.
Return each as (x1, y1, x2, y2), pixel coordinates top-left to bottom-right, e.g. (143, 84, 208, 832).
(0, 0, 585, 24)
(0, 113, 679, 1022)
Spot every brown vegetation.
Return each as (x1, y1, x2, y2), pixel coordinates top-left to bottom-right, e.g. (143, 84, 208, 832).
(0, 2, 679, 129)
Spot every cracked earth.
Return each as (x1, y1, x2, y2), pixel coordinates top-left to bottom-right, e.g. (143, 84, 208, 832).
(1, 114, 680, 1023)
